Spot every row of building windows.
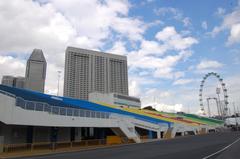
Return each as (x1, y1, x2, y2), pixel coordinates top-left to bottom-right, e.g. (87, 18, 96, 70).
(16, 97, 110, 118)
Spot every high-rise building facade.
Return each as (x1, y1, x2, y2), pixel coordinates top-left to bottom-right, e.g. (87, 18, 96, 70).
(64, 47, 128, 100)
(1, 76, 15, 87)
(1, 76, 25, 89)
(14, 77, 25, 88)
(25, 49, 47, 93)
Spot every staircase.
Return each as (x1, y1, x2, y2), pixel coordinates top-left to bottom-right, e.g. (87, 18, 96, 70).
(110, 114, 141, 143)
(163, 127, 173, 139)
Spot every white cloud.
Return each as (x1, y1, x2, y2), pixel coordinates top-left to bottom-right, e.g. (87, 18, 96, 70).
(140, 0, 156, 6)
(211, 4, 240, 44)
(0, 0, 204, 114)
(173, 78, 194, 85)
(145, 20, 164, 28)
(154, 7, 179, 16)
(138, 40, 167, 56)
(0, 55, 64, 96)
(0, 0, 146, 60)
(153, 68, 173, 79)
(0, 0, 147, 95)
(140, 88, 183, 112)
(44, 63, 64, 95)
(201, 21, 208, 30)
(156, 103, 183, 112)
(154, 7, 191, 27)
(127, 26, 196, 80)
(183, 17, 191, 27)
(155, 26, 198, 50)
(129, 80, 141, 97)
(107, 41, 128, 55)
(142, 88, 171, 101)
(215, 7, 226, 17)
(174, 71, 185, 79)
(155, 26, 177, 41)
(197, 60, 223, 70)
(128, 50, 192, 75)
(225, 75, 240, 109)
(227, 23, 240, 45)
(153, 68, 184, 79)
(0, 56, 26, 79)
(0, 0, 75, 60)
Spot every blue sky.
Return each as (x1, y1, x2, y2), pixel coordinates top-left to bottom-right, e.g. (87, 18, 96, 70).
(0, 0, 240, 115)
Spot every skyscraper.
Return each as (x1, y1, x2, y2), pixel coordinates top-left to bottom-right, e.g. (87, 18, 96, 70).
(64, 47, 128, 100)
(25, 49, 47, 93)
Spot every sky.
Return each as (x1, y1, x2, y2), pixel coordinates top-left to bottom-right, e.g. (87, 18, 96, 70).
(0, 0, 240, 115)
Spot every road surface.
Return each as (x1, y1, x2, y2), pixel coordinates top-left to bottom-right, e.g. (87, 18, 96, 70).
(15, 131, 240, 159)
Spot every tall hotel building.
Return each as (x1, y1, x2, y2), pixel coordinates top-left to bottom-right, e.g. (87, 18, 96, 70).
(64, 47, 128, 100)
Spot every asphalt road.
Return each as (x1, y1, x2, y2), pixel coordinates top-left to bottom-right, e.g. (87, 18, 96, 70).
(17, 131, 240, 159)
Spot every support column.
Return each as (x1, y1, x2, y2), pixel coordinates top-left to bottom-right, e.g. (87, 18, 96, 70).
(26, 126, 33, 144)
(70, 127, 75, 141)
(0, 136, 4, 153)
(157, 131, 161, 139)
(75, 128, 82, 141)
(148, 130, 153, 139)
(95, 128, 105, 139)
(50, 127, 58, 143)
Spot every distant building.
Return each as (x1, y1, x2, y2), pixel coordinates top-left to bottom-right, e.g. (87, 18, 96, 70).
(64, 47, 128, 100)
(89, 92, 141, 108)
(1, 76, 15, 87)
(1, 76, 25, 89)
(14, 77, 25, 89)
(25, 49, 47, 93)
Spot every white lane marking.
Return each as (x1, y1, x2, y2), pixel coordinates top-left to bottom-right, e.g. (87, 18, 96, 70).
(202, 136, 240, 159)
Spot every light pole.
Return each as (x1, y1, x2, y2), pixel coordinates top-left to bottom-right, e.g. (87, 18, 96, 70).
(57, 71, 61, 96)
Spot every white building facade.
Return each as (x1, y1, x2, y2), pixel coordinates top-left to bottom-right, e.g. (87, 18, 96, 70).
(64, 47, 129, 100)
(89, 92, 141, 108)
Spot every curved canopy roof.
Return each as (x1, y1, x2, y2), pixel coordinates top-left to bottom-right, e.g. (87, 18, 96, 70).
(0, 84, 171, 126)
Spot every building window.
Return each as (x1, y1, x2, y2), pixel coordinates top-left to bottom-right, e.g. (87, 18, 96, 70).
(52, 107, 59, 114)
(35, 103, 44, 111)
(67, 108, 73, 116)
(60, 108, 66, 115)
(26, 101, 35, 110)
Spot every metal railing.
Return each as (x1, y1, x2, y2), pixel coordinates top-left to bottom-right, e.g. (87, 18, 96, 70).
(1, 137, 135, 153)
(15, 97, 110, 119)
(0, 90, 16, 98)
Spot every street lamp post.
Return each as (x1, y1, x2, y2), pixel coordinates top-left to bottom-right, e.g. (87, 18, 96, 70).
(57, 71, 61, 96)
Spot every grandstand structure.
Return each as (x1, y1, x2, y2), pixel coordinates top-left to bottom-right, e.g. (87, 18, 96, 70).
(0, 84, 223, 150)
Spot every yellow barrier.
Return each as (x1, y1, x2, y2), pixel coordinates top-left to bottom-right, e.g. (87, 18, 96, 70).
(140, 136, 148, 140)
(106, 136, 122, 145)
(198, 128, 207, 135)
(2, 139, 107, 154)
(0, 137, 134, 154)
